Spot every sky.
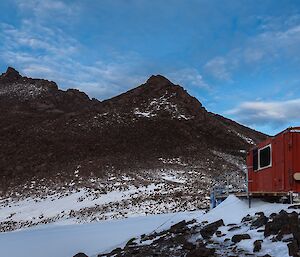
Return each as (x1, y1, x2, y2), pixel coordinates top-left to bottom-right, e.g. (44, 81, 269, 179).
(1, 0, 300, 135)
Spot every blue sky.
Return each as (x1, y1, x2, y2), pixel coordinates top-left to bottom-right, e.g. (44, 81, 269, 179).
(1, 0, 300, 135)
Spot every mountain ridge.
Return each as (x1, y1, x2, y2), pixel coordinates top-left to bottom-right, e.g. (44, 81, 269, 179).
(0, 67, 268, 229)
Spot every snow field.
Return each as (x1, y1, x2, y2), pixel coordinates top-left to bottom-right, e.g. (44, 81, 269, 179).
(0, 211, 202, 257)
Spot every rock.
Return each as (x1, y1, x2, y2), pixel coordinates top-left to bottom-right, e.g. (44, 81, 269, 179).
(227, 223, 237, 226)
(231, 234, 251, 243)
(73, 253, 88, 257)
(293, 231, 300, 245)
(169, 220, 188, 234)
(288, 239, 299, 257)
(253, 240, 262, 252)
(0, 67, 22, 83)
(200, 219, 224, 239)
(216, 230, 223, 237)
(288, 205, 300, 209)
(264, 211, 299, 237)
(228, 225, 241, 231)
(183, 241, 196, 250)
(109, 247, 122, 255)
(171, 234, 187, 245)
(125, 237, 137, 247)
(242, 214, 252, 222)
(186, 246, 215, 257)
(251, 213, 268, 229)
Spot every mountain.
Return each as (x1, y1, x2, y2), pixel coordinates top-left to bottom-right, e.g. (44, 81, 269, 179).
(0, 67, 267, 231)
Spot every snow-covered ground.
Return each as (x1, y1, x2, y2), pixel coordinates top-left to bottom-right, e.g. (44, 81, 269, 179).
(1, 166, 230, 231)
(199, 195, 294, 257)
(0, 177, 209, 231)
(201, 194, 291, 224)
(0, 211, 202, 257)
(0, 184, 161, 224)
(0, 194, 296, 257)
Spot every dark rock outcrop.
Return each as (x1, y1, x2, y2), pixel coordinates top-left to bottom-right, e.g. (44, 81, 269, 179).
(264, 211, 299, 237)
(200, 219, 224, 239)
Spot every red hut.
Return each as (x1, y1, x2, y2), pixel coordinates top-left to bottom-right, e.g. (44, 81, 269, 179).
(247, 127, 300, 197)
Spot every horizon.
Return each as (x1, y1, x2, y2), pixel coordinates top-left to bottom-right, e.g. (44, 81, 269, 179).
(1, 0, 300, 135)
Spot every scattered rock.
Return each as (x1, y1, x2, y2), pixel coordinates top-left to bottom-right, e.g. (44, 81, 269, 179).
(288, 205, 300, 209)
(125, 237, 137, 247)
(264, 211, 299, 237)
(228, 226, 241, 231)
(251, 213, 268, 229)
(253, 240, 262, 252)
(242, 214, 252, 222)
(231, 234, 251, 243)
(216, 230, 223, 237)
(169, 220, 188, 234)
(200, 219, 224, 239)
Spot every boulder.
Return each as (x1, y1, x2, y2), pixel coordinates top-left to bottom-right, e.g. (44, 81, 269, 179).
(231, 234, 251, 243)
(251, 213, 268, 229)
(200, 219, 224, 239)
(169, 220, 188, 234)
(253, 240, 262, 252)
(264, 211, 299, 237)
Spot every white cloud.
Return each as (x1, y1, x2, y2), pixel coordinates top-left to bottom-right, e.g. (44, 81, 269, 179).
(204, 57, 231, 81)
(227, 99, 300, 127)
(204, 21, 300, 81)
(0, 20, 145, 100)
(167, 68, 209, 89)
(1, 21, 78, 55)
(15, 0, 78, 21)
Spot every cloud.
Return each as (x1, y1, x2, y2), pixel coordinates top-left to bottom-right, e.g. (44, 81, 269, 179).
(204, 21, 300, 81)
(1, 21, 78, 55)
(166, 68, 209, 89)
(0, 19, 145, 100)
(15, 0, 78, 22)
(0, 15, 211, 100)
(227, 99, 300, 128)
(204, 57, 232, 81)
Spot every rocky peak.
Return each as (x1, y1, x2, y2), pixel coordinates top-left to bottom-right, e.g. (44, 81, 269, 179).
(0, 67, 22, 83)
(101, 75, 205, 120)
(146, 75, 173, 88)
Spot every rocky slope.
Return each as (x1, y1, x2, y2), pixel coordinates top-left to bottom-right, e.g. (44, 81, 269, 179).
(0, 67, 267, 230)
(97, 208, 300, 257)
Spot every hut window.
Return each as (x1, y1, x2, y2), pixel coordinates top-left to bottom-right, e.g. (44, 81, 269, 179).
(253, 148, 258, 171)
(259, 145, 272, 169)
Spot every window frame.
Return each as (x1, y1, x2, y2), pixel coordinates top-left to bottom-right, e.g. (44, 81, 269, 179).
(257, 144, 272, 171)
(252, 148, 258, 171)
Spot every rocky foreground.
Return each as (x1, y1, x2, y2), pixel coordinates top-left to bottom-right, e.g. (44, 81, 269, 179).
(74, 206, 300, 257)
